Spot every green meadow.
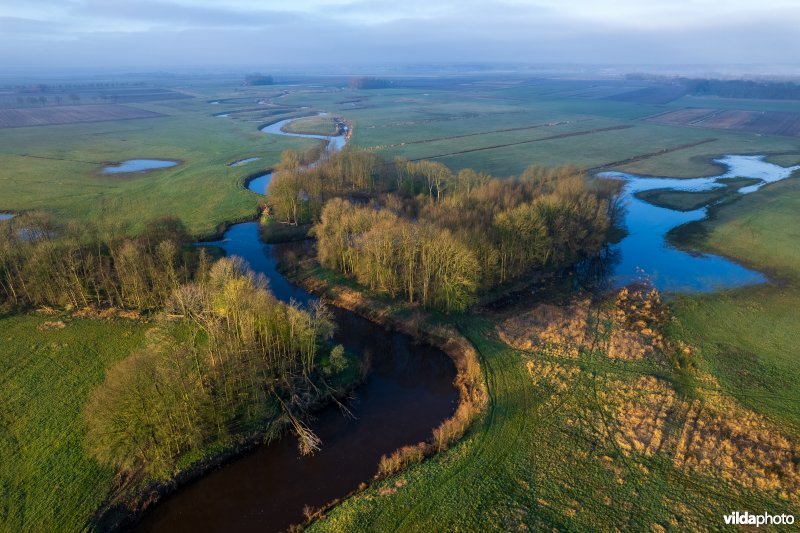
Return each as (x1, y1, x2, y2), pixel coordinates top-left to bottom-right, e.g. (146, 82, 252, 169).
(669, 176, 800, 430)
(2, 76, 800, 530)
(0, 314, 148, 531)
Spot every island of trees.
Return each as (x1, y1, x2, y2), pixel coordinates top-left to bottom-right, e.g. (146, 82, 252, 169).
(347, 77, 393, 90)
(265, 148, 621, 312)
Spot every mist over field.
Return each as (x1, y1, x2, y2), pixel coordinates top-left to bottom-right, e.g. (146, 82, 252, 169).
(2, 0, 800, 73)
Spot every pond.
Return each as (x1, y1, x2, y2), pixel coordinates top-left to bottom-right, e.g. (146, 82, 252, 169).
(229, 157, 261, 167)
(101, 159, 178, 174)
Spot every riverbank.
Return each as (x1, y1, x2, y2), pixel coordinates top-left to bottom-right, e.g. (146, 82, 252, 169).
(269, 246, 488, 527)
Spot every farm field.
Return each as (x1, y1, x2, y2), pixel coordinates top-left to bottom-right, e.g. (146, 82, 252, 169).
(649, 108, 800, 137)
(3, 76, 800, 235)
(0, 105, 164, 128)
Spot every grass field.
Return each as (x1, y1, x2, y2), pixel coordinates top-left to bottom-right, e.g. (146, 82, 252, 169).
(0, 314, 149, 531)
(311, 315, 798, 530)
(667, 176, 800, 430)
(3, 75, 800, 530)
(0, 95, 321, 236)
(3, 77, 800, 235)
(281, 115, 339, 136)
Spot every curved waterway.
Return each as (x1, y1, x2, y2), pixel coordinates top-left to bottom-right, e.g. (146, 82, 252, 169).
(601, 155, 800, 292)
(247, 114, 347, 195)
(135, 116, 457, 532)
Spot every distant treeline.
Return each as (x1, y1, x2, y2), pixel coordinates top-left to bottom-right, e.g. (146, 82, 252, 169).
(348, 77, 393, 90)
(684, 78, 800, 100)
(5, 81, 149, 93)
(265, 149, 621, 312)
(244, 73, 274, 86)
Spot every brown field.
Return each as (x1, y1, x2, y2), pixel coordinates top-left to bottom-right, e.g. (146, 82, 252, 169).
(0, 104, 163, 128)
(649, 107, 800, 137)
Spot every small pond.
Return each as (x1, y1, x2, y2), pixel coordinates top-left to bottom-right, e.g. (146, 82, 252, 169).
(101, 159, 178, 174)
(229, 157, 261, 167)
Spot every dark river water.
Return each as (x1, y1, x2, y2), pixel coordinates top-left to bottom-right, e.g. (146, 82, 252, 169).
(133, 115, 458, 532)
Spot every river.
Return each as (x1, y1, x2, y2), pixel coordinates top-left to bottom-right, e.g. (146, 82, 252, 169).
(134, 115, 458, 532)
(135, 114, 798, 531)
(601, 155, 799, 292)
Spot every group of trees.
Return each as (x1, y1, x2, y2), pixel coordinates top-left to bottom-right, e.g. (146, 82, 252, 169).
(316, 199, 479, 312)
(302, 156, 621, 311)
(267, 148, 386, 225)
(411, 165, 620, 286)
(244, 73, 274, 86)
(1, 212, 345, 479)
(348, 77, 393, 90)
(85, 258, 338, 479)
(0, 214, 194, 311)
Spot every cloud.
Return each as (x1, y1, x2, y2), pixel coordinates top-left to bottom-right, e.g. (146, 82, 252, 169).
(0, 0, 798, 70)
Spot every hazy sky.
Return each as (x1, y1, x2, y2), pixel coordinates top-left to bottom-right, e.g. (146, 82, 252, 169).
(2, 0, 799, 71)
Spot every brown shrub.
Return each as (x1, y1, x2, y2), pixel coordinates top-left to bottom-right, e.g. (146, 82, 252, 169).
(498, 286, 677, 362)
(674, 399, 800, 499)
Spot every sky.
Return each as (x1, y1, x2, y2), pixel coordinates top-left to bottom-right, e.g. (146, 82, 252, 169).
(1, 0, 799, 72)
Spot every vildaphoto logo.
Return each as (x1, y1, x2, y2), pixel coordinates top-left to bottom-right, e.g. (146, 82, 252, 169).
(723, 511, 795, 527)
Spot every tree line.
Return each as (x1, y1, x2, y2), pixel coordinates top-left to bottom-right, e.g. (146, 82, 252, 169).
(683, 78, 800, 100)
(0, 214, 194, 311)
(0, 212, 347, 481)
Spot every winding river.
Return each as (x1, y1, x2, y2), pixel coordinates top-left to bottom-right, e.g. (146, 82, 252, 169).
(247, 114, 346, 195)
(134, 117, 458, 532)
(135, 110, 799, 531)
